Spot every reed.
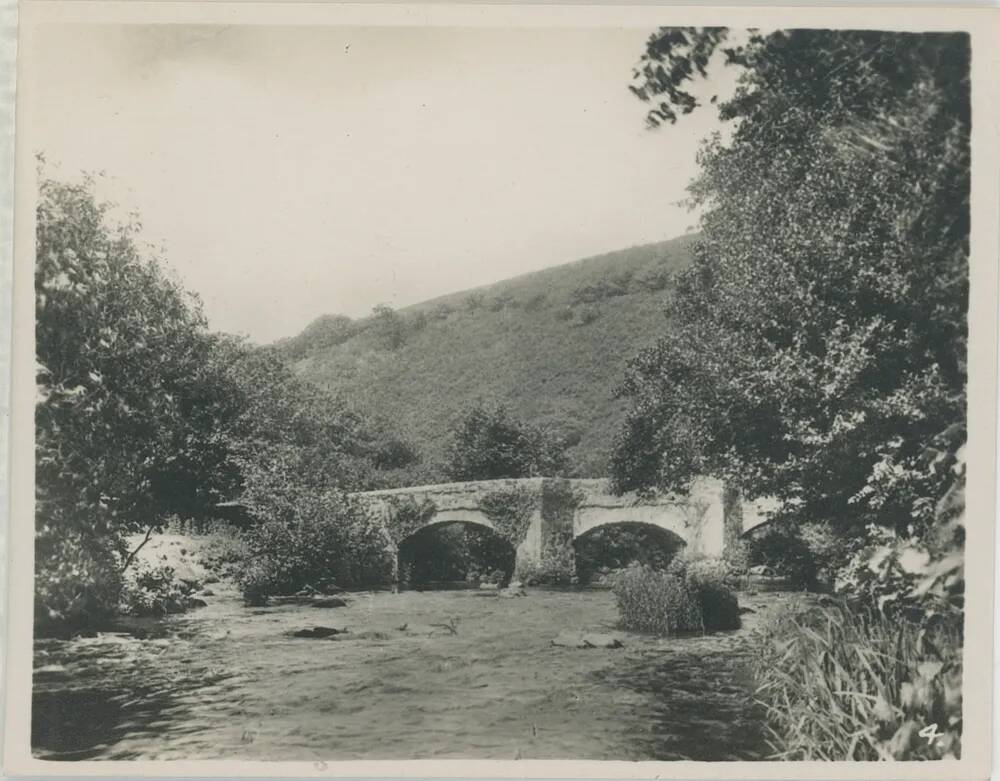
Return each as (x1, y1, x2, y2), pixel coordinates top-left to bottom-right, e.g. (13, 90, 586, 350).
(752, 601, 962, 760)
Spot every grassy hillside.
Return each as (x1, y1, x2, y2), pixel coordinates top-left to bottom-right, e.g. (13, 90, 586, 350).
(274, 233, 697, 479)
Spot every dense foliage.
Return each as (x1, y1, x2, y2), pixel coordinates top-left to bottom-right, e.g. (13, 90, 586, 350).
(746, 521, 846, 590)
(236, 496, 392, 604)
(444, 401, 568, 481)
(35, 173, 220, 629)
(614, 28, 969, 587)
(119, 563, 203, 618)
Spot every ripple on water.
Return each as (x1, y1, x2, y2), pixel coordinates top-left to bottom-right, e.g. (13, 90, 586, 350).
(32, 589, 800, 761)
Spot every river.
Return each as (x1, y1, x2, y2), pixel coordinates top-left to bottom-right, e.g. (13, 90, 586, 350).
(32, 587, 793, 762)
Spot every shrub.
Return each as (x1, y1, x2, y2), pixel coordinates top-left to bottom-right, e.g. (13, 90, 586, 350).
(242, 513, 386, 596)
(523, 292, 548, 312)
(431, 302, 454, 320)
(633, 264, 674, 291)
(573, 304, 601, 326)
(677, 556, 741, 630)
(407, 310, 429, 334)
(198, 525, 251, 580)
(228, 491, 393, 600)
(487, 293, 517, 312)
(613, 556, 740, 634)
(34, 532, 124, 634)
(120, 563, 201, 617)
(752, 601, 962, 760)
(371, 303, 405, 349)
(569, 271, 633, 305)
(238, 558, 276, 606)
(747, 520, 846, 590)
(612, 564, 701, 634)
(283, 314, 356, 358)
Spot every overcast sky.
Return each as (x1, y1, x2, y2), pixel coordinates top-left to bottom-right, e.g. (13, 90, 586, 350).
(30, 24, 734, 343)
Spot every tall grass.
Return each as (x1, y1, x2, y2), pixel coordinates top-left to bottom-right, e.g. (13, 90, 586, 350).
(752, 602, 962, 760)
(612, 558, 740, 635)
(612, 565, 701, 634)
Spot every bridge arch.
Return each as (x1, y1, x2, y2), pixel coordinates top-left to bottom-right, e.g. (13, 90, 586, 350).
(396, 516, 516, 587)
(573, 521, 687, 584)
(398, 510, 497, 541)
(572, 503, 694, 543)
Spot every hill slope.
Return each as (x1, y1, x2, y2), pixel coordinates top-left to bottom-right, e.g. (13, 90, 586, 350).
(275, 234, 697, 479)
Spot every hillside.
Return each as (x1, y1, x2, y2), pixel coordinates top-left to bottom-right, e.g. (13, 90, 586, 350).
(274, 233, 697, 479)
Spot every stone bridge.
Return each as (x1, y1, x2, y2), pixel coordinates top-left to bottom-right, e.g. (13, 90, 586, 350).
(351, 477, 774, 579)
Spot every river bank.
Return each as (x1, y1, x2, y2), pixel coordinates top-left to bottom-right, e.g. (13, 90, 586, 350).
(33, 585, 802, 761)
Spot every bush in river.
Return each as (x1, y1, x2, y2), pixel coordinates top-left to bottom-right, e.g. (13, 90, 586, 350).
(119, 563, 202, 617)
(752, 601, 962, 760)
(676, 556, 741, 631)
(612, 564, 700, 634)
(238, 558, 275, 606)
(612, 556, 739, 635)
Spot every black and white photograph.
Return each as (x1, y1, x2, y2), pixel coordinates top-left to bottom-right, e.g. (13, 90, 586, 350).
(3, 4, 998, 778)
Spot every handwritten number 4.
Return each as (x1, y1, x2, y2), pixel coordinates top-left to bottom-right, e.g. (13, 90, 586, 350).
(919, 723, 943, 745)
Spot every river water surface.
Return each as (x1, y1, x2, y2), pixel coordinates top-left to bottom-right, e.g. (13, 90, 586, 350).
(33, 588, 793, 761)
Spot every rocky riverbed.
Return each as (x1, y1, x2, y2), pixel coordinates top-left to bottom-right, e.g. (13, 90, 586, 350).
(32, 586, 802, 761)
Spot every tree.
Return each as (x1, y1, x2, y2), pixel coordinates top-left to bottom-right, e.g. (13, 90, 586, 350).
(444, 401, 568, 481)
(612, 30, 969, 550)
(371, 303, 405, 349)
(34, 171, 415, 627)
(34, 173, 224, 626)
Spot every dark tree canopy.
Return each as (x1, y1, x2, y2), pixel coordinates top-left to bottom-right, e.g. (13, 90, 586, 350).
(445, 401, 568, 481)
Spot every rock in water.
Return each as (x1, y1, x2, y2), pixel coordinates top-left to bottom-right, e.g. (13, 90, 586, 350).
(551, 631, 588, 648)
(551, 631, 624, 649)
(290, 626, 348, 639)
(581, 633, 624, 649)
(311, 597, 348, 608)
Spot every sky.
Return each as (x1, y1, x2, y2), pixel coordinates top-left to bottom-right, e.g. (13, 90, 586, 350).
(29, 24, 735, 343)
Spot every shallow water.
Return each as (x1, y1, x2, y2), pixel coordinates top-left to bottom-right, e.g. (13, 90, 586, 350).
(32, 588, 794, 761)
